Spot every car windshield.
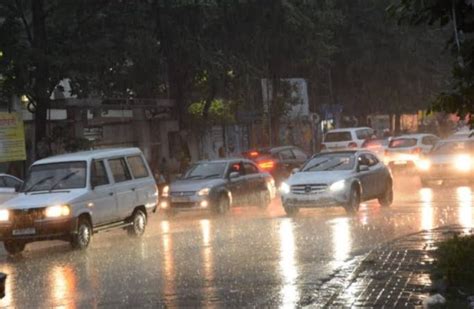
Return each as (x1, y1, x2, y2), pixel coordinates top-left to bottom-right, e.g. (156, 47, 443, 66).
(324, 132, 352, 142)
(22, 161, 87, 192)
(432, 140, 474, 154)
(183, 162, 227, 179)
(302, 153, 355, 171)
(389, 138, 417, 148)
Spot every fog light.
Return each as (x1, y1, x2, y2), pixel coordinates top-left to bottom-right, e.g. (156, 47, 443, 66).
(160, 201, 169, 209)
(200, 200, 209, 208)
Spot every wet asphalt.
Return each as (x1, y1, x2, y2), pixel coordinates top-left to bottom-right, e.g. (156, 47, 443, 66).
(0, 175, 473, 308)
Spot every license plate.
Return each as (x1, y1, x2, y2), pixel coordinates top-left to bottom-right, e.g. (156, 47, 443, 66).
(171, 197, 191, 203)
(12, 228, 36, 236)
(394, 160, 407, 165)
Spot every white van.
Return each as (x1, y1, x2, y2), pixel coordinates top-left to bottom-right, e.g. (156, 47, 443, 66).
(322, 127, 374, 151)
(0, 148, 158, 255)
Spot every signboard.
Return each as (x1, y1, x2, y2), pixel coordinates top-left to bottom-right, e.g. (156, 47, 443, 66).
(0, 112, 26, 162)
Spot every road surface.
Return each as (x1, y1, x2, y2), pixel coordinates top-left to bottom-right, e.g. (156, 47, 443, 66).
(0, 175, 472, 307)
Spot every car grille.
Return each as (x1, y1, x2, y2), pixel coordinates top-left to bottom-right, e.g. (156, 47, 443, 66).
(170, 191, 195, 197)
(11, 208, 45, 228)
(291, 184, 328, 194)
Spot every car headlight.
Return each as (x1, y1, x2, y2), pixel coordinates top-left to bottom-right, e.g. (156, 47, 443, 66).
(198, 188, 210, 196)
(162, 185, 170, 197)
(417, 159, 431, 171)
(279, 182, 290, 194)
(329, 180, 345, 192)
(455, 155, 472, 171)
(0, 209, 9, 222)
(45, 205, 71, 218)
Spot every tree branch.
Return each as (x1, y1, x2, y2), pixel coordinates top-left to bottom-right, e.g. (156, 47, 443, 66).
(15, 0, 33, 44)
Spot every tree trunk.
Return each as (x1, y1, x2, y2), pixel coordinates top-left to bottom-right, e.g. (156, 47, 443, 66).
(394, 112, 401, 135)
(32, 0, 50, 158)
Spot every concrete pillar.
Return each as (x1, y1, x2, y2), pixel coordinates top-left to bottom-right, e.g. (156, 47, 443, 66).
(132, 108, 151, 161)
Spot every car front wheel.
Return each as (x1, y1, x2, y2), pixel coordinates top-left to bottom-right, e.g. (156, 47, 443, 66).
(3, 241, 26, 255)
(258, 190, 271, 209)
(71, 217, 92, 250)
(213, 195, 229, 215)
(378, 182, 393, 207)
(345, 186, 360, 214)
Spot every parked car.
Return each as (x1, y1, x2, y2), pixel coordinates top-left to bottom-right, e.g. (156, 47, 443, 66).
(242, 146, 308, 184)
(160, 159, 276, 216)
(0, 174, 23, 204)
(384, 134, 439, 169)
(361, 138, 390, 161)
(321, 127, 374, 151)
(417, 138, 474, 186)
(280, 150, 393, 216)
(0, 148, 158, 255)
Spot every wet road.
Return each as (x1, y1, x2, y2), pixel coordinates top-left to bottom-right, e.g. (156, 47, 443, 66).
(1, 175, 473, 308)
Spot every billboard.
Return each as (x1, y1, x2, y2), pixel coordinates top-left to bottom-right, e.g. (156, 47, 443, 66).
(0, 112, 26, 162)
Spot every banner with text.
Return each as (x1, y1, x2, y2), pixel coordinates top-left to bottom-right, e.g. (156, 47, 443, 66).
(0, 112, 26, 162)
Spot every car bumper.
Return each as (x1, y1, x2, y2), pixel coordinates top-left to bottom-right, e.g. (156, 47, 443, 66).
(0, 218, 75, 242)
(281, 191, 348, 208)
(160, 196, 212, 212)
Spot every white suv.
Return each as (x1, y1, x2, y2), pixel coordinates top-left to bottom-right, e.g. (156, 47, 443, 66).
(384, 134, 439, 168)
(322, 127, 374, 151)
(0, 148, 158, 255)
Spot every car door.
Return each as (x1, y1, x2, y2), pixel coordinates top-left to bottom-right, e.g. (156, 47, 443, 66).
(126, 155, 155, 208)
(226, 161, 246, 206)
(277, 149, 297, 179)
(89, 160, 118, 225)
(0, 176, 19, 204)
(357, 153, 379, 199)
(365, 153, 386, 195)
(107, 157, 136, 220)
(243, 162, 264, 204)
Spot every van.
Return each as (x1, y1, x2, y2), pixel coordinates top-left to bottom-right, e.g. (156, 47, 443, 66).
(321, 127, 374, 151)
(0, 148, 158, 255)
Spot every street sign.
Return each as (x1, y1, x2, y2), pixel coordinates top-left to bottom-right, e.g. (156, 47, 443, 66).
(0, 112, 26, 162)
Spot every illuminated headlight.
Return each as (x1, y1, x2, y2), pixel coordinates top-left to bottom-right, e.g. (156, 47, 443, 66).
(45, 205, 71, 218)
(329, 180, 345, 192)
(0, 209, 9, 222)
(162, 185, 170, 197)
(279, 182, 290, 194)
(455, 155, 472, 171)
(417, 159, 431, 171)
(198, 188, 210, 196)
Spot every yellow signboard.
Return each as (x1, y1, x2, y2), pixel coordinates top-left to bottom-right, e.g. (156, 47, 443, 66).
(0, 112, 26, 162)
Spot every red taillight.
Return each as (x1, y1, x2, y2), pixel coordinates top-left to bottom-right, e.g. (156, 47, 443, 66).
(348, 142, 358, 148)
(250, 151, 259, 157)
(258, 160, 275, 171)
(411, 147, 421, 154)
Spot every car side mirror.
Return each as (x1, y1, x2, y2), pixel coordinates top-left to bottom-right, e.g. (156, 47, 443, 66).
(229, 172, 240, 179)
(292, 168, 300, 174)
(358, 165, 369, 172)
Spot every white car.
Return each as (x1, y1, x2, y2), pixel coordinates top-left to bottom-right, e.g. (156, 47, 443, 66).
(0, 174, 23, 205)
(384, 134, 439, 169)
(321, 127, 374, 151)
(0, 148, 158, 255)
(280, 151, 393, 215)
(447, 129, 474, 140)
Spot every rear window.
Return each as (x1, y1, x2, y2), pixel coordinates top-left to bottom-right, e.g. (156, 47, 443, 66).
(389, 138, 417, 148)
(127, 155, 149, 178)
(325, 131, 352, 142)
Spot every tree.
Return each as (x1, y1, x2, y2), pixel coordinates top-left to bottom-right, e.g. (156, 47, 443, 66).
(388, 0, 474, 127)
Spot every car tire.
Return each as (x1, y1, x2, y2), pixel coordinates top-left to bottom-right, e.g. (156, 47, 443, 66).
(3, 241, 26, 255)
(70, 217, 92, 250)
(258, 190, 271, 209)
(213, 194, 229, 215)
(378, 182, 393, 207)
(345, 186, 360, 214)
(283, 205, 299, 216)
(127, 209, 147, 237)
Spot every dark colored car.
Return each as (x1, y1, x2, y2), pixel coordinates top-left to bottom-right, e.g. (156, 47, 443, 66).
(242, 146, 309, 184)
(160, 159, 276, 216)
(417, 138, 474, 186)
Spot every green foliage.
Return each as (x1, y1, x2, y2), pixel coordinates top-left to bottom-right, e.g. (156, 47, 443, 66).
(187, 99, 235, 125)
(436, 234, 474, 286)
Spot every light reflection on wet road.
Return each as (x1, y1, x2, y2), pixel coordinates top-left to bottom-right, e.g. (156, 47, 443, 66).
(1, 176, 473, 307)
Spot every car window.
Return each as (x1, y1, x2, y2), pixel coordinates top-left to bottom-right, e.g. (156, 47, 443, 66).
(389, 138, 417, 148)
(360, 153, 379, 166)
(4, 176, 21, 188)
(243, 162, 259, 175)
(108, 158, 132, 183)
(228, 162, 244, 176)
(91, 160, 109, 187)
(356, 129, 368, 140)
(127, 155, 149, 178)
(292, 148, 308, 160)
(422, 136, 436, 146)
(23, 161, 87, 192)
(279, 149, 296, 160)
(302, 153, 355, 171)
(324, 131, 352, 142)
(184, 162, 227, 179)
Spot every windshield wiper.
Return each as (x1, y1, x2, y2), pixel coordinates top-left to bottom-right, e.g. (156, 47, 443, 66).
(49, 171, 79, 191)
(322, 161, 347, 171)
(203, 173, 221, 179)
(24, 176, 55, 193)
(303, 159, 330, 172)
(185, 175, 204, 180)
